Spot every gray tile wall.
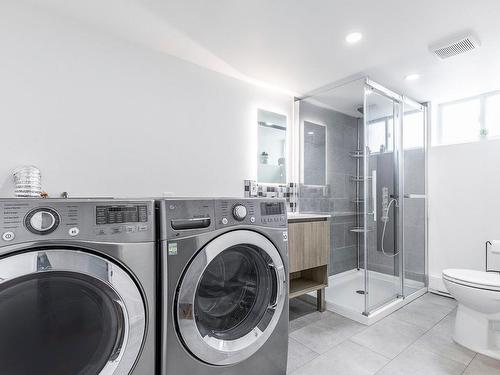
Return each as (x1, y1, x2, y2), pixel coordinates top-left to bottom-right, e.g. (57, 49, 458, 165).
(298, 100, 426, 280)
(298, 100, 360, 275)
(364, 148, 426, 280)
(403, 149, 426, 283)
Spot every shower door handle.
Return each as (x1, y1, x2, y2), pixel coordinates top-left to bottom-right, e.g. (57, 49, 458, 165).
(372, 170, 377, 221)
(403, 194, 426, 199)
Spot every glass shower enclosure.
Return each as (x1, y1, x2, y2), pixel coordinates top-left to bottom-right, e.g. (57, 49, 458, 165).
(296, 77, 427, 324)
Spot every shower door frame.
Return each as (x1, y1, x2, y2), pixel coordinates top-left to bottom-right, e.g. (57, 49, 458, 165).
(362, 79, 428, 317)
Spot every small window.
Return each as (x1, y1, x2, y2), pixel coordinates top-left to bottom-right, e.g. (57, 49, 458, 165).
(436, 90, 500, 146)
(403, 111, 424, 149)
(439, 98, 480, 145)
(485, 93, 500, 138)
(367, 120, 386, 153)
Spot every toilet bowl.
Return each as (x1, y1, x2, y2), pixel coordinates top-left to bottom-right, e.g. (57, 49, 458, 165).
(443, 269, 500, 360)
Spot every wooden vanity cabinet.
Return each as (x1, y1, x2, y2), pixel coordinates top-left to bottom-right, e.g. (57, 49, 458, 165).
(288, 217, 330, 312)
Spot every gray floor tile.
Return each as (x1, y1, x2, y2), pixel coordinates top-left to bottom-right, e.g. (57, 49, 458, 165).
(418, 293, 457, 309)
(289, 297, 335, 333)
(376, 345, 466, 375)
(290, 313, 365, 354)
(287, 337, 319, 373)
(391, 297, 453, 330)
(412, 313, 476, 365)
(463, 354, 500, 375)
(289, 305, 335, 333)
(351, 315, 426, 359)
(289, 298, 318, 320)
(291, 340, 389, 375)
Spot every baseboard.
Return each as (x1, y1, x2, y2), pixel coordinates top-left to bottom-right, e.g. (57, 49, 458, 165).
(429, 274, 449, 294)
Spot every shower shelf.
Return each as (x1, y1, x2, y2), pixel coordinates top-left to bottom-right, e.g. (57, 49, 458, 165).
(349, 227, 373, 233)
(351, 176, 371, 182)
(352, 199, 365, 203)
(349, 150, 364, 158)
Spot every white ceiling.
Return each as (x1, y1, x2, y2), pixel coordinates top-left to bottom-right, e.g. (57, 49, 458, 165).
(31, 0, 500, 104)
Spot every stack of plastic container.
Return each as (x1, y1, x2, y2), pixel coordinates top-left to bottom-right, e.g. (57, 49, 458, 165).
(13, 166, 42, 197)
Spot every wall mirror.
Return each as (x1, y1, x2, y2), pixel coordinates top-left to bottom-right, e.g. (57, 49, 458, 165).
(257, 109, 287, 183)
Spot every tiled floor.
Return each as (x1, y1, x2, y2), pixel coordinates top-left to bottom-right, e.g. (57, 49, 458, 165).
(288, 293, 500, 374)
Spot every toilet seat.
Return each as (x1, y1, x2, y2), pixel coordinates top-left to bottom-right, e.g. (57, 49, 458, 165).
(443, 269, 500, 291)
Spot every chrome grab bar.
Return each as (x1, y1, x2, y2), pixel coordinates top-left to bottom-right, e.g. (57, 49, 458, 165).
(372, 170, 377, 222)
(403, 194, 426, 199)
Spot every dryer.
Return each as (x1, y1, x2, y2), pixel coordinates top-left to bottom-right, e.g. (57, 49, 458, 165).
(0, 198, 156, 375)
(158, 198, 289, 375)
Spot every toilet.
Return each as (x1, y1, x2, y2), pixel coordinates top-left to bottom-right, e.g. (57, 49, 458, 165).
(443, 268, 500, 359)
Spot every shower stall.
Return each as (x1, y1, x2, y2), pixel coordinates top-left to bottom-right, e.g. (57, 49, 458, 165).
(296, 78, 427, 324)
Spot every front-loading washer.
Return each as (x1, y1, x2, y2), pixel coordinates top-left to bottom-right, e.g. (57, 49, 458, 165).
(0, 198, 156, 375)
(158, 198, 289, 375)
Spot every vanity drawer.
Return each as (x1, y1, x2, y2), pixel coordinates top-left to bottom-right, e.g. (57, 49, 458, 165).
(288, 220, 329, 273)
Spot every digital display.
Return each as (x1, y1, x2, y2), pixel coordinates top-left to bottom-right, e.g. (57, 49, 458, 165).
(96, 205, 148, 225)
(261, 202, 284, 216)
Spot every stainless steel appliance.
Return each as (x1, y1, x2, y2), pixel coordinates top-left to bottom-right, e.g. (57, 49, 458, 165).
(158, 198, 289, 375)
(0, 198, 156, 375)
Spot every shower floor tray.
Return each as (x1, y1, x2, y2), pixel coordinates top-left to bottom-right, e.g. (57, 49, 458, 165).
(305, 269, 426, 325)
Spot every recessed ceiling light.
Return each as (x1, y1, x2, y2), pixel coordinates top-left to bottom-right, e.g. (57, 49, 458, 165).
(345, 32, 363, 44)
(405, 73, 420, 81)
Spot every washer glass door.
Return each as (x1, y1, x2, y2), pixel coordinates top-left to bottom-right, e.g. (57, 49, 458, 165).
(177, 230, 286, 366)
(0, 249, 146, 375)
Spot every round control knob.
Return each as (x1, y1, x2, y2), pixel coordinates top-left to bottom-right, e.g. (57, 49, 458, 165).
(233, 205, 248, 221)
(25, 208, 60, 235)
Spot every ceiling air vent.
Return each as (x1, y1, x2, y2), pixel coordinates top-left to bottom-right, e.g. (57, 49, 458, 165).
(430, 34, 480, 59)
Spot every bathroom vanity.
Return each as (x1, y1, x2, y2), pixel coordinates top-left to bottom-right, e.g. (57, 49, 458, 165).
(287, 213, 330, 312)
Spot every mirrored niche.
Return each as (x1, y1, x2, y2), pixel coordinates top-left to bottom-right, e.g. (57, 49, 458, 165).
(257, 109, 287, 184)
(303, 121, 326, 186)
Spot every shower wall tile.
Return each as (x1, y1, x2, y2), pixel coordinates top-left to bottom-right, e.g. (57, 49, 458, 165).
(332, 223, 347, 249)
(330, 245, 358, 275)
(298, 100, 361, 276)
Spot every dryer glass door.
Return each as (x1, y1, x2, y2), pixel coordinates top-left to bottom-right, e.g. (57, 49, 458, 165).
(177, 230, 286, 366)
(0, 249, 146, 375)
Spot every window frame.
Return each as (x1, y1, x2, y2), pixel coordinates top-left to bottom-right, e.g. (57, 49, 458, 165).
(437, 89, 500, 146)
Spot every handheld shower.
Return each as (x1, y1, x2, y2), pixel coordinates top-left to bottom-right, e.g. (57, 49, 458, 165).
(381, 187, 400, 257)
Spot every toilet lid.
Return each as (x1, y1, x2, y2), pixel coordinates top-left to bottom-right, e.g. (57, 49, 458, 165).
(443, 269, 500, 291)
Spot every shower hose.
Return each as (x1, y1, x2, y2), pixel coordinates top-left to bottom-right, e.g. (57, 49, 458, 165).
(381, 198, 400, 258)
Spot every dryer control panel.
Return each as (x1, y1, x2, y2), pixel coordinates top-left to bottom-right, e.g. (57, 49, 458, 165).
(159, 198, 287, 240)
(215, 198, 287, 229)
(0, 199, 155, 245)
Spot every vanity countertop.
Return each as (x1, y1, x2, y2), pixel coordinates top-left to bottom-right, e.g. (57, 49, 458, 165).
(287, 212, 331, 221)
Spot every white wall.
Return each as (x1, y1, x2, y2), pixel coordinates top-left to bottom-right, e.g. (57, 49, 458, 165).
(0, 1, 293, 198)
(428, 139, 500, 291)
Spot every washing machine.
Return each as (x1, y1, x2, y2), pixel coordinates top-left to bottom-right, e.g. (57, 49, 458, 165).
(158, 198, 289, 375)
(0, 198, 156, 375)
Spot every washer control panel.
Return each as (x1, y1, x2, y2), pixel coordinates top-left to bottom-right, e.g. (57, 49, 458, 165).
(215, 199, 287, 229)
(0, 199, 154, 244)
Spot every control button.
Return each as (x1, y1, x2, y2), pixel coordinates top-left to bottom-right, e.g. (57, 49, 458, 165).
(96, 228, 108, 236)
(250, 216, 256, 223)
(221, 218, 228, 225)
(68, 227, 80, 237)
(138, 225, 148, 232)
(31, 211, 55, 231)
(111, 227, 123, 234)
(233, 205, 248, 221)
(125, 226, 137, 233)
(2, 231, 15, 241)
(25, 208, 60, 235)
